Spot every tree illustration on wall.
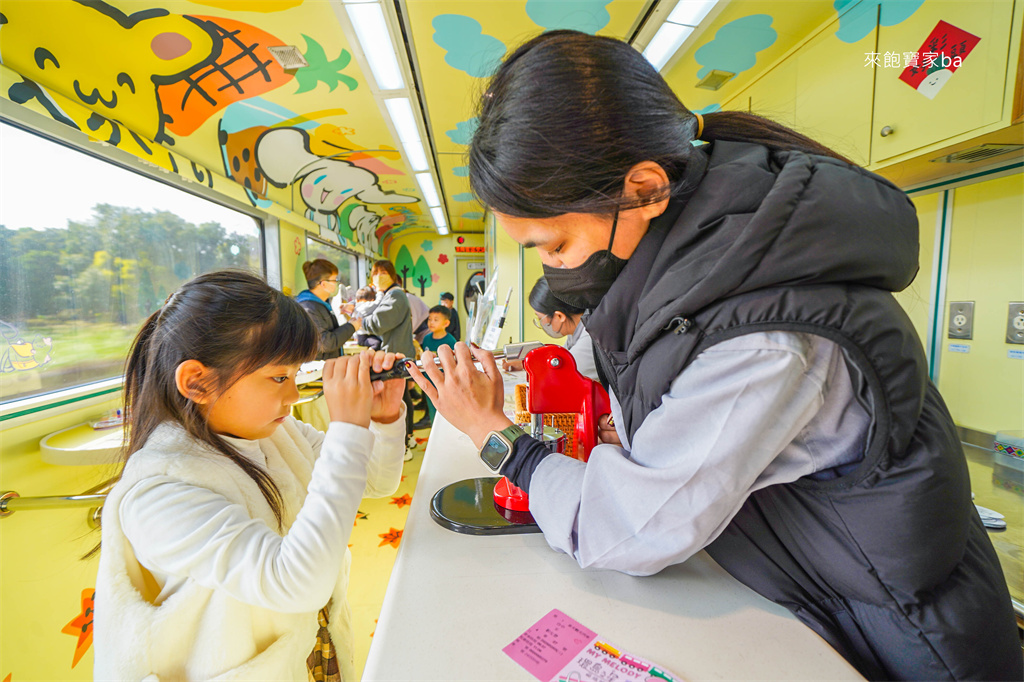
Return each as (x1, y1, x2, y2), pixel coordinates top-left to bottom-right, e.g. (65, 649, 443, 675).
(412, 255, 433, 297)
(394, 245, 414, 287)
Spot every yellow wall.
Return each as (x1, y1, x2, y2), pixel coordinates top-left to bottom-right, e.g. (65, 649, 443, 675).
(1, 399, 122, 680)
(894, 191, 941, 347)
(937, 173, 1024, 434)
(280, 219, 310, 296)
(384, 230, 484, 329)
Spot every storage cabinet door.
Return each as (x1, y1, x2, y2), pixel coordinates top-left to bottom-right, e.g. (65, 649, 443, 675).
(871, 0, 1015, 163)
(793, 19, 876, 167)
(746, 59, 798, 127)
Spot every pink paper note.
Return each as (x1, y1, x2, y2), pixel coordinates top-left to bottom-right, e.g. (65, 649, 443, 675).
(503, 609, 597, 681)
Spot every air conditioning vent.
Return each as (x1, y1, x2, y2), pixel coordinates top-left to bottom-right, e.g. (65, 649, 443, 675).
(930, 144, 1024, 163)
(267, 46, 309, 72)
(695, 69, 736, 91)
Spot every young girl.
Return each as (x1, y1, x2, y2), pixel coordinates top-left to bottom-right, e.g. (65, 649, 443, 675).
(93, 270, 407, 681)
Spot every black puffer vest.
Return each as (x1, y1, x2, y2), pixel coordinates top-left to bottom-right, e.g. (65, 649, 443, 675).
(586, 141, 1021, 681)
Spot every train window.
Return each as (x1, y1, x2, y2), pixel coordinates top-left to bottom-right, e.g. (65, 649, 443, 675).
(305, 235, 363, 314)
(0, 120, 263, 407)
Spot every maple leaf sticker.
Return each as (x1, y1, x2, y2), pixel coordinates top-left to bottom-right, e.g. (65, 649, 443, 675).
(61, 589, 95, 668)
(390, 494, 412, 509)
(378, 528, 403, 548)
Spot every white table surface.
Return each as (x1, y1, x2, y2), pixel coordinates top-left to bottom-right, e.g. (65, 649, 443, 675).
(362, 398, 861, 681)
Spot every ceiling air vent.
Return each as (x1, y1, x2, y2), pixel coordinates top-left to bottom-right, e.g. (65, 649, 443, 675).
(695, 69, 735, 91)
(930, 144, 1024, 164)
(267, 46, 309, 73)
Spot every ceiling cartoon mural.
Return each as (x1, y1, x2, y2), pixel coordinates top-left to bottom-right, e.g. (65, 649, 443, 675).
(1, 0, 939, 248)
(255, 127, 417, 243)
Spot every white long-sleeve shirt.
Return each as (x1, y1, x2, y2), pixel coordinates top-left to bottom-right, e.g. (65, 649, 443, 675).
(119, 416, 406, 612)
(528, 331, 868, 576)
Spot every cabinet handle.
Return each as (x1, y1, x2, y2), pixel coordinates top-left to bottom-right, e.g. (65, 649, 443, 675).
(879, 125, 894, 138)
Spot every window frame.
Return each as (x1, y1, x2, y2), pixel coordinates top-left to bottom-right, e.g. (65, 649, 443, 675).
(0, 112, 269, 423)
(305, 234, 368, 291)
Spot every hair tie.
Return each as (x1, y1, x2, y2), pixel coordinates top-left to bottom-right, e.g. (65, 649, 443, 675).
(694, 112, 704, 140)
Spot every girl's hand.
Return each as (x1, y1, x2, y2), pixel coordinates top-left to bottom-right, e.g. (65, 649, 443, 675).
(368, 351, 406, 424)
(407, 342, 511, 448)
(597, 413, 621, 446)
(322, 351, 372, 427)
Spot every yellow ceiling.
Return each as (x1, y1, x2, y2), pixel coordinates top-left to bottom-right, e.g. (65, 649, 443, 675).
(0, 0, 852, 249)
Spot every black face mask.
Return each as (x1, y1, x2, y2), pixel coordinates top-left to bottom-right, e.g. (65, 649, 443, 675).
(543, 211, 627, 311)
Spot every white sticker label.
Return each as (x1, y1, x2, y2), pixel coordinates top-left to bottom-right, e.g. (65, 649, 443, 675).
(948, 343, 971, 354)
(1009, 349, 1024, 360)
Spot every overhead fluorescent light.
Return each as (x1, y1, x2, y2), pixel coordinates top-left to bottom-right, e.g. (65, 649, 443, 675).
(666, 0, 717, 27)
(430, 206, 448, 232)
(642, 0, 719, 72)
(384, 98, 428, 172)
(344, 2, 405, 90)
(642, 23, 694, 71)
(415, 172, 440, 207)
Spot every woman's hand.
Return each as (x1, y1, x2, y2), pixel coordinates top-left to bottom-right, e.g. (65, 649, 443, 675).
(368, 351, 405, 424)
(407, 342, 512, 448)
(322, 351, 373, 427)
(597, 413, 621, 446)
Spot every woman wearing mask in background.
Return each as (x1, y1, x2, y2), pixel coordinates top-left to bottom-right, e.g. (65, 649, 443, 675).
(360, 259, 417, 446)
(503, 277, 598, 383)
(409, 30, 1021, 681)
(296, 259, 359, 360)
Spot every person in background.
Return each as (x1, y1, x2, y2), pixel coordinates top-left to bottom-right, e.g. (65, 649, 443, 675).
(353, 286, 382, 351)
(409, 30, 1021, 681)
(361, 259, 417, 456)
(296, 259, 360, 361)
(413, 305, 457, 429)
(405, 287, 430, 345)
(93, 270, 407, 681)
(438, 292, 461, 341)
(503, 277, 598, 382)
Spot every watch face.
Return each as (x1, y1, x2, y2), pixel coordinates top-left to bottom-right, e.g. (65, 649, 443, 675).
(480, 433, 510, 471)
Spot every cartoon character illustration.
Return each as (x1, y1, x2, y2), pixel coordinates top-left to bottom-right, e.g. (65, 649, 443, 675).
(0, 320, 53, 372)
(916, 68, 952, 99)
(0, 0, 215, 144)
(255, 127, 417, 240)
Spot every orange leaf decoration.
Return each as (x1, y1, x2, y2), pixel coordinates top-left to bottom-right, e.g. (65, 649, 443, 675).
(378, 528, 403, 548)
(389, 494, 412, 509)
(61, 589, 95, 668)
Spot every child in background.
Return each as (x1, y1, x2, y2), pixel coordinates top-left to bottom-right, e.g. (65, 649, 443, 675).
(414, 305, 457, 428)
(93, 270, 407, 682)
(353, 286, 383, 351)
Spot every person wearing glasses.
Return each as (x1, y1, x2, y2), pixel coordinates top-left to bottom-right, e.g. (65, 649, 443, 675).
(297, 259, 360, 360)
(504, 277, 599, 382)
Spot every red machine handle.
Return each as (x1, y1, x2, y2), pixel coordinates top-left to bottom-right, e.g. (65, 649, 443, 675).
(522, 344, 611, 462)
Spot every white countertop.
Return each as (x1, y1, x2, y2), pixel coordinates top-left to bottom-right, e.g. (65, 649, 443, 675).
(362, 411, 862, 681)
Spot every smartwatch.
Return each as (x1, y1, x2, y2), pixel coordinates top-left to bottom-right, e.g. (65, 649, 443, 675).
(479, 424, 528, 472)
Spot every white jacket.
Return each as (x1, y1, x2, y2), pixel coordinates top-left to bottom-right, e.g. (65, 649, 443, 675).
(94, 414, 405, 681)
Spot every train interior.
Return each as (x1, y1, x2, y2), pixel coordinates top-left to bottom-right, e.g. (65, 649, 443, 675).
(0, 0, 1021, 678)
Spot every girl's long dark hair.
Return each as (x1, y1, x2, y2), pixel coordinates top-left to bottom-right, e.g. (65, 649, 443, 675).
(469, 30, 854, 218)
(529, 277, 586, 317)
(122, 270, 319, 527)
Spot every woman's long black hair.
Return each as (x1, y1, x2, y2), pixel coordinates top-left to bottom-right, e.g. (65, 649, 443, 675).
(529, 277, 586, 318)
(121, 270, 319, 527)
(469, 30, 854, 218)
